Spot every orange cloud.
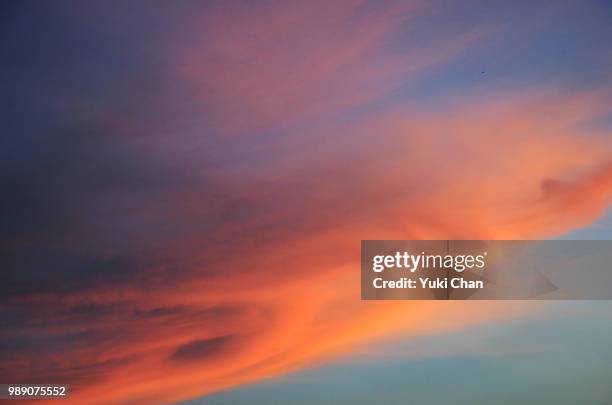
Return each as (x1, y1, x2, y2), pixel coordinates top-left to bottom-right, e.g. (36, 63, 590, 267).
(7, 87, 611, 405)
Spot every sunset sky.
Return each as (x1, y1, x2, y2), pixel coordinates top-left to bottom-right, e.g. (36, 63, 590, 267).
(1, 1, 612, 404)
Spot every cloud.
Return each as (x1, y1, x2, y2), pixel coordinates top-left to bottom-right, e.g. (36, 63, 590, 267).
(3, 87, 610, 404)
(171, 335, 239, 363)
(1, 1, 611, 404)
(177, 0, 487, 133)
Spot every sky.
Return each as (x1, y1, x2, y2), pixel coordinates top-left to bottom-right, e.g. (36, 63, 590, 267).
(1, 1, 611, 404)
